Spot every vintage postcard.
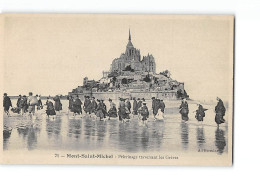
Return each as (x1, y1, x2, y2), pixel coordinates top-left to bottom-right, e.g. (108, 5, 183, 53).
(0, 14, 234, 165)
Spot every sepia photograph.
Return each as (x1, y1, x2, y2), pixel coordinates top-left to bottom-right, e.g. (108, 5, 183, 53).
(0, 14, 234, 165)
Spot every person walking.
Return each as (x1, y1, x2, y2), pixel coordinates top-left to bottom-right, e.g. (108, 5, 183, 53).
(27, 92, 38, 116)
(3, 93, 12, 116)
(16, 95, 22, 114)
(83, 96, 92, 115)
(118, 98, 127, 122)
(126, 98, 131, 113)
(195, 104, 208, 122)
(137, 98, 142, 110)
(68, 96, 74, 113)
(37, 95, 43, 110)
(16, 95, 22, 108)
(91, 97, 97, 114)
(73, 95, 82, 116)
(132, 97, 138, 115)
(152, 98, 161, 121)
(96, 99, 104, 120)
(108, 98, 117, 119)
(20, 95, 28, 114)
(45, 97, 56, 118)
(140, 102, 149, 126)
(215, 97, 226, 126)
(53, 95, 62, 112)
(159, 99, 165, 113)
(179, 98, 189, 122)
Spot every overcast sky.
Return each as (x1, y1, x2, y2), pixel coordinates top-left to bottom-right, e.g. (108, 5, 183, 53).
(2, 14, 233, 102)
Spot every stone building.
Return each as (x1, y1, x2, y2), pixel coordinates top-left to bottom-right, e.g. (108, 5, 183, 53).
(69, 29, 189, 100)
(110, 29, 156, 73)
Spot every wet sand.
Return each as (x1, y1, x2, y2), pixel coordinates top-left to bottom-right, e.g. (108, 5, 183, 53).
(3, 99, 228, 155)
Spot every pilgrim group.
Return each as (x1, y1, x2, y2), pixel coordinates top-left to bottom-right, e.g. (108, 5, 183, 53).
(3, 92, 62, 117)
(3, 93, 226, 126)
(67, 96, 166, 125)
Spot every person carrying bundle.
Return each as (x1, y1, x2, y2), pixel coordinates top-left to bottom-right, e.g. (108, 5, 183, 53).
(195, 104, 208, 122)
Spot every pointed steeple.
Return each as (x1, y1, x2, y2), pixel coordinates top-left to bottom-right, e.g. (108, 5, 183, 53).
(129, 29, 131, 41)
(126, 28, 134, 48)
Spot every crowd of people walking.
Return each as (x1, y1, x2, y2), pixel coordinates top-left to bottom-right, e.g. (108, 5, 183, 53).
(66, 96, 166, 125)
(3, 93, 227, 126)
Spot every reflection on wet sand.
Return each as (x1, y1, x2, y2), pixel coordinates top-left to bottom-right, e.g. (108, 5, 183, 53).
(215, 128, 226, 154)
(3, 127, 12, 150)
(196, 126, 205, 150)
(46, 117, 62, 137)
(3, 100, 229, 154)
(16, 118, 41, 150)
(68, 118, 82, 139)
(180, 122, 189, 150)
(45, 116, 62, 148)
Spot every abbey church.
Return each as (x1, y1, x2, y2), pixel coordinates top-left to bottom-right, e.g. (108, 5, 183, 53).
(110, 30, 156, 74)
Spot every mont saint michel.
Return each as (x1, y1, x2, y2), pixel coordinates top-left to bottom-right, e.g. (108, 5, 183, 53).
(2, 15, 233, 166)
(69, 30, 189, 100)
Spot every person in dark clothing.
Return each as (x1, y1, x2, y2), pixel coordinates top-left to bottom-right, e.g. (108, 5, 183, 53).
(15, 95, 22, 114)
(20, 95, 28, 114)
(17, 95, 22, 108)
(215, 97, 226, 126)
(159, 99, 165, 113)
(108, 98, 117, 119)
(83, 96, 92, 115)
(179, 98, 189, 122)
(195, 104, 208, 122)
(53, 95, 62, 112)
(118, 98, 127, 122)
(91, 97, 97, 114)
(96, 100, 108, 120)
(37, 95, 43, 110)
(125, 98, 131, 113)
(132, 97, 138, 115)
(73, 95, 82, 116)
(45, 97, 56, 117)
(96, 100, 105, 120)
(137, 98, 142, 109)
(137, 98, 143, 118)
(3, 93, 12, 116)
(153, 98, 161, 120)
(140, 103, 149, 125)
(152, 97, 156, 119)
(68, 96, 74, 113)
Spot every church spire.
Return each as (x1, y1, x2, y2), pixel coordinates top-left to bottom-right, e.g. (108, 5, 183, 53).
(129, 29, 131, 41)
